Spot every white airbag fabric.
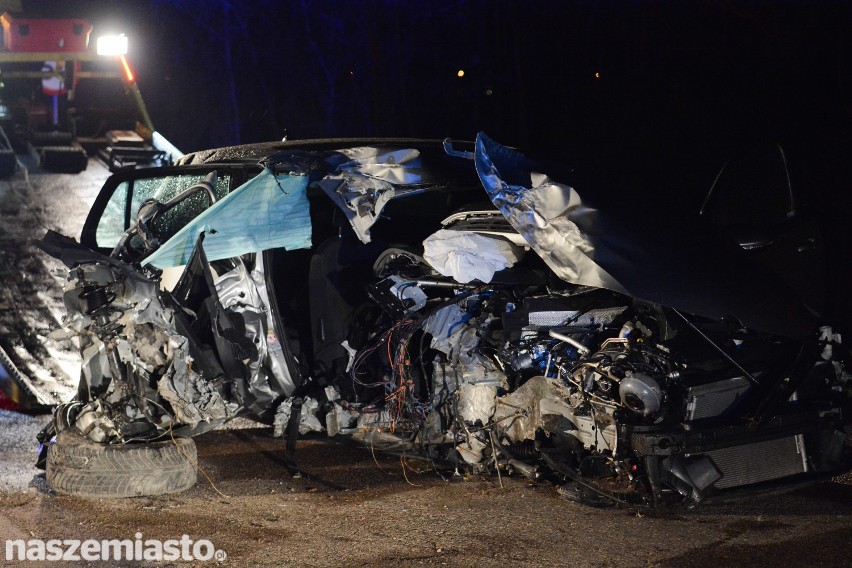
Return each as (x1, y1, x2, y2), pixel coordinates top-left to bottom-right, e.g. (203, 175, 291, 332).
(422, 229, 521, 284)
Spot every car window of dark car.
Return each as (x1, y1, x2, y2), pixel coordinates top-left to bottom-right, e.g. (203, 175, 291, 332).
(95, 174, 231, 248)
(702, 144, 794, 229)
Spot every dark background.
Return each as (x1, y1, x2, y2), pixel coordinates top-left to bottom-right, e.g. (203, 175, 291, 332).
(14, 0, 852, 323)
(20, 1, 850, 153)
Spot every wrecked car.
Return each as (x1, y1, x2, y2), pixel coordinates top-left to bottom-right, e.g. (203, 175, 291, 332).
(36, 134, 852, 508)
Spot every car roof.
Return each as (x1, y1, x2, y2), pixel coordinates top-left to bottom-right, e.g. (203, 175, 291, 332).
(177, 138, 475, 166)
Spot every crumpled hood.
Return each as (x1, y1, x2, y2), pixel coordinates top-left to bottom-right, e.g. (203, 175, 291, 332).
(474, 132, 816, 338)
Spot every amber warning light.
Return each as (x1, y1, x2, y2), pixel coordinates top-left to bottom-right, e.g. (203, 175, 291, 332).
(118, 55, 135, 83)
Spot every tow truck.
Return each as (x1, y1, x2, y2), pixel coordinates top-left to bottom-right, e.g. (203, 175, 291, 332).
(0, 10, 182, 174)
(0, 9, 183, 410)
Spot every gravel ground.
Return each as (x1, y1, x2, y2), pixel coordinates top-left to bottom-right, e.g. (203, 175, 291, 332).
(0, 409, 50, 493)
(1, 424, 851, 567)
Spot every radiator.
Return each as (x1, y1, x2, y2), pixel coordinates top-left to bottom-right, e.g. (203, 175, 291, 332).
(685, 376, 751, 420)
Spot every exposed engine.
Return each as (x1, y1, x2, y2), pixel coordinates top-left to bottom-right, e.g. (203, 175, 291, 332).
(309, 239, 852, 508)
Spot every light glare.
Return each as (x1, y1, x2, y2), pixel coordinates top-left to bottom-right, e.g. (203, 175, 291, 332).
(97, 34, 128, 56)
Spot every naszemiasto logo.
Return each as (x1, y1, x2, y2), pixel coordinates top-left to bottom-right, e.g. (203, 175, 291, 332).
(5, 533, 227, 562)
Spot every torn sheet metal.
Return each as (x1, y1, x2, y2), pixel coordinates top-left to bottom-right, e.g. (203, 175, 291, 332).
(117, 296, 239, 428)
(272, 397, 324, 437)
(474, 132, 815, 337)
(126, 287, 236, 430)
(319, 148, 423, 243)
(213, 258, 298, 417)
(157, 334, 234, 429)
(145, 168, 312, 268)
(44, 232, 305, 443)
(422, 229, 523, 284)
(318, 175, 394, 244)
(337, 147, 424, 185)
(57, 258, 239, 442)
(474, 133, 626, 293)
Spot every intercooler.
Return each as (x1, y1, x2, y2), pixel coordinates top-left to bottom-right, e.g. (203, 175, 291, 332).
(683, 376, 808, 489)
(703, 435, 808, 489)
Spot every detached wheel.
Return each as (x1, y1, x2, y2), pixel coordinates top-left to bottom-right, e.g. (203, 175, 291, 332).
(46, 428, 198, 498)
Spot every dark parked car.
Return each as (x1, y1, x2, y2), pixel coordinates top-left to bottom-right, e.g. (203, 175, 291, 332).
(36, 134, 852, 508)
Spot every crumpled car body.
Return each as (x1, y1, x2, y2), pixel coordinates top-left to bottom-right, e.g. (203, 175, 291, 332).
(38, 134, 852, 508)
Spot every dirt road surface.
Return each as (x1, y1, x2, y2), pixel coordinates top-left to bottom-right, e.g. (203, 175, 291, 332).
(1, 157, 851, 567)
(1, 424, 852, 567)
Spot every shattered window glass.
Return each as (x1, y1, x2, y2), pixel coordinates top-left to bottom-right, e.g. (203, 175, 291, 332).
(144, 170, 312, 268)
(94, 174, 232, 249)
(95, 181, 129, 247)
(131, 175, 231, 244)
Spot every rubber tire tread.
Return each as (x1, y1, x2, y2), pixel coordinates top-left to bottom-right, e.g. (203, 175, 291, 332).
(39, 144, 88, 173)
(30, 130, 74, 146)
(46, 428, 197, 498)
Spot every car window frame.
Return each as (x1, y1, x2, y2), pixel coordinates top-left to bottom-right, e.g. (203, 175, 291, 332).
(700, 143, 796, 222)
(81, 163, 262, 252)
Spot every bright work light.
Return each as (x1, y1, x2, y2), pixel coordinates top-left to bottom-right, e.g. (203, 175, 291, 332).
(96, 34, 128, 56)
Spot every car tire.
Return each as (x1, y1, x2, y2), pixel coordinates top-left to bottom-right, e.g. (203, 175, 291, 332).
(29, 130, 74, 146)
(38, 144, 88, 173)
(46, 428, 198, 498)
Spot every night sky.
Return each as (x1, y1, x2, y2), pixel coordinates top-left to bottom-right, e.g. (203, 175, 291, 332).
(12, 0, 852, 319)
(18, 1, 850, 153)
